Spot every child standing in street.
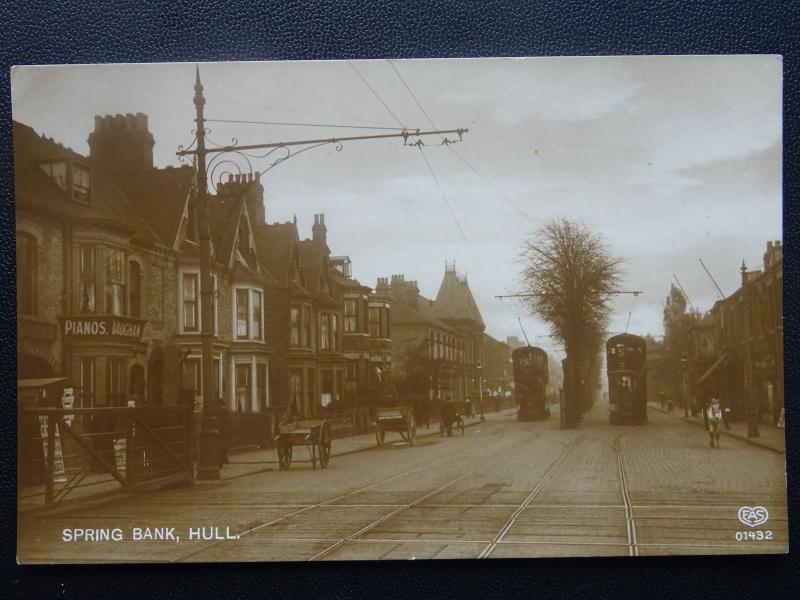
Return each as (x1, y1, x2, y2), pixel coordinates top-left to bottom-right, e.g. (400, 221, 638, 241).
(707, 397, 723, 448)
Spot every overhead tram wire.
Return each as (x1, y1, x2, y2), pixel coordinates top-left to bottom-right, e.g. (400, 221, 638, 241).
(349, 60, 479, 267)
(347, 61, 406, 129)
(205, 118, 408, 131)
(417, 144, 481, 267)
(388, 60, 536, 225)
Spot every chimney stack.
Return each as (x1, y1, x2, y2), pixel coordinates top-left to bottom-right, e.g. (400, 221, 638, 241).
(313, 213, 327, 246)
(88, 112, 154, 176)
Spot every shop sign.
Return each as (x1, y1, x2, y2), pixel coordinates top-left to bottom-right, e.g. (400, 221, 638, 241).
(62, 316, 145, 340)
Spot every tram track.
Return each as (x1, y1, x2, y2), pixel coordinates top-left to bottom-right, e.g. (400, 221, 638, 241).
(172, 465, 423, 562)
(309, 452, 507, 561)
(614, 428, 642, 557)
(477, 439, 580, 559)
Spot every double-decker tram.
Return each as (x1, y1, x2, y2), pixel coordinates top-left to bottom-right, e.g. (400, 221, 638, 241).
(513, 346, 551, 421)
(606, 333, 647, 425)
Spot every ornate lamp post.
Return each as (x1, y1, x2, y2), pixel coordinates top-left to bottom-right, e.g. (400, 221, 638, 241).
(178, 68, 469, 479)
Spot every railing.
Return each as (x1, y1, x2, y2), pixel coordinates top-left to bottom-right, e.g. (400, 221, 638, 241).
(18, 405, 193, 509)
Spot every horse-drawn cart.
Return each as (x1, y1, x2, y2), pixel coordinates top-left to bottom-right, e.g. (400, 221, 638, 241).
(274, 419, 332, 470)
(440, 400, 465, 437)
(375, 406, 416, 447)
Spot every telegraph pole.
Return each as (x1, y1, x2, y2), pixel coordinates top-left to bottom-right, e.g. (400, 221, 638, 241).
(182, 69, 468, 479)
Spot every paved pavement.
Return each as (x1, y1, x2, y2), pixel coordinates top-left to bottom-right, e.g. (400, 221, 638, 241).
(647, 403, 786, 453)
(18, 404, 788, 563)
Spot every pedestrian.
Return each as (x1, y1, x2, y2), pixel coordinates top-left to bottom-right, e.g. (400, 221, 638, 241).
(706, 397, 723, 448)
(217, 399, 232, 468)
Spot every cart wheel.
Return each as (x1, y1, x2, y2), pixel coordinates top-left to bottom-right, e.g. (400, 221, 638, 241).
(319, 421, 332, 468)
(409, 421, 416, 445)
(376, 427, 385, 447)
(277, 444, 292, 470)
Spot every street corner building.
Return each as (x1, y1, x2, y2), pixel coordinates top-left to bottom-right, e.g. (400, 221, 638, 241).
(14, 113, 400, 459)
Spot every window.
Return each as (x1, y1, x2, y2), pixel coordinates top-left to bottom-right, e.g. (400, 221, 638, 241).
(39, 161, 91, 204)
(256, 363, 268, 410)
(183, 273, 199, 331)
(236, 289, 249, 339)
(344, 298, 358, 333)
(39, 161, 67, 191)
(182, 358, 201, 395)
(79, 357, 95, 409)
(17, 232, 36, 315)
(213, 357, 221, 400)
(331, 314, 339, 351)
(105, 251, 126, 315)
(106, 358, 124, 406)
(211, 274, 218, 334)
(79, 246, 96, 313)
(235, 363, 252, 412)
(252, 290, 263, 340)
(301, 305, 311, 348)
(368, 307, 381, 337)
(289, 371, 303, 414)
(290, 307, 300, 346)
(320, 313, 331, 351)
(72, 163, 91, 204)
(129, 261, 141, 318)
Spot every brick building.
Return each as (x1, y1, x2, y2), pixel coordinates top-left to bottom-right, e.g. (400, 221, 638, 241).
(690, 241, 783, 424)
(383, 265, 485, 403)
(15, 118, 176, 413)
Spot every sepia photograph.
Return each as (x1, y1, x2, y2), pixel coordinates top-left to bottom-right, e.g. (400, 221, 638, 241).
(12, 56, 786, 563)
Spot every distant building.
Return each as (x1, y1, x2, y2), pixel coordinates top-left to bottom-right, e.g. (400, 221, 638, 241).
(482, 334, 512, 393)
(690, 241, 783, 424)
(506, 335, 525, 350)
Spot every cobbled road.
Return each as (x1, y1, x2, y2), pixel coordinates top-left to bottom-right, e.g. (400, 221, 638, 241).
(18, 405, 788, 563)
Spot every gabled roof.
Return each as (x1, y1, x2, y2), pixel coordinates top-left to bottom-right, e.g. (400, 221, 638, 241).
(329, 266, 370, 291)
(113, 165, 193, 248)
(13, 121, 159, 245)
(391, 295, 461, 336)
(434, 268, 485, 329)
(254, 222, 297, 285)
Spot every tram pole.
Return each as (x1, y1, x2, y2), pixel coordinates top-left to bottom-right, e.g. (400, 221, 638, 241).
(741, 262, 760, 438)
(193, 68, 220, 481)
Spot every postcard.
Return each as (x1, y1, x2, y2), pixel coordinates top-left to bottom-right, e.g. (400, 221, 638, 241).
(13, 56, 786, 563)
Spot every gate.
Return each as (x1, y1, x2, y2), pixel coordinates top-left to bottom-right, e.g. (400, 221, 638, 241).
(18, 405, 193, 509)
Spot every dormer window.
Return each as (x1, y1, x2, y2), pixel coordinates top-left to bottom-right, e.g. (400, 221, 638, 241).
(39, 161, 67, 190)
(73, 163, 91, 204)
(39, 160, 91, 205)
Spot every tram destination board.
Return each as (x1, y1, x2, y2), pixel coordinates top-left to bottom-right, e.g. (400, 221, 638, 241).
(12, 56, 787, 563)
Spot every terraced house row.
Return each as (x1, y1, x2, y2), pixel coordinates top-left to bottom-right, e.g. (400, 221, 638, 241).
(14, 114, 393, 446)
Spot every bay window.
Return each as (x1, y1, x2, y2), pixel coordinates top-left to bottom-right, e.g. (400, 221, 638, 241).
(183, 273, 199, 331)
(79, 245, 96, 313)
(290, 307, 300, 346)
(236, 289, 249, 339)
(344, 298, 358, 333)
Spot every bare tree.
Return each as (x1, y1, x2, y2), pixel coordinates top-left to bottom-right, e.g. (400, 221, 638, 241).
(518, 218, 621, 426)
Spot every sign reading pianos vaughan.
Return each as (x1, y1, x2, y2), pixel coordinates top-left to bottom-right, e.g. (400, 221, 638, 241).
(61, 316, 145, 340)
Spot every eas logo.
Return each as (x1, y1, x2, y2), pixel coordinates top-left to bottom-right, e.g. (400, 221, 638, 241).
(738, 506, 769, 527)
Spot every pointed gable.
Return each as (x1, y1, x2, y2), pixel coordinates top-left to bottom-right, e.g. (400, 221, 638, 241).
(434, 264, 486, 330)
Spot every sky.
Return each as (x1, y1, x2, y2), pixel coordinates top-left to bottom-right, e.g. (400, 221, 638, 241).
(11, 56, 782, 361)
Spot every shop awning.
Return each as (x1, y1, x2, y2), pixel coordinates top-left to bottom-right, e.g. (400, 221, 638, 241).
(695, 353, 728, 388)
(17, 377, 67, 389)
